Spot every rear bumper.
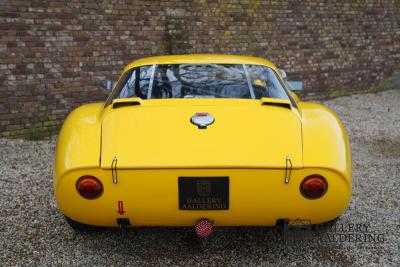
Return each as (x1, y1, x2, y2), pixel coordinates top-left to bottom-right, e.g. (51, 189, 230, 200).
(55, 168, 351, 227)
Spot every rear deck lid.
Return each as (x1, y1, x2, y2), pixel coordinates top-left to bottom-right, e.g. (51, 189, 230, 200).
(100, 99, 303, 169)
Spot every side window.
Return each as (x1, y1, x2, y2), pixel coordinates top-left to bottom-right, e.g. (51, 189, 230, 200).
(119, 70, 136, 99)
(152, 64, 181, 98)
(118, 65, 152, 99)
(247, 65, 288, 99)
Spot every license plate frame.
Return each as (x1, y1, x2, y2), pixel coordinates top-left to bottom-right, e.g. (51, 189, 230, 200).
(178, 177, 229, 210)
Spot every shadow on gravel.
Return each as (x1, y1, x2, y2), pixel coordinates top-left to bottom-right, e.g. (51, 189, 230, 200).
(64, 225, 353, 265)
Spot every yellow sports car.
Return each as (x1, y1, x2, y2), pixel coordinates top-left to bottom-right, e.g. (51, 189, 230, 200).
(54, 55, 351, 237)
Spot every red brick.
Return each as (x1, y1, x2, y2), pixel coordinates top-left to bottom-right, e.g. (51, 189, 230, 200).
(0, 0, 399, 138)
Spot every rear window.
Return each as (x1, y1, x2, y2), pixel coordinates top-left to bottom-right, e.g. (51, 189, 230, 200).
(114, 64, 289, 100)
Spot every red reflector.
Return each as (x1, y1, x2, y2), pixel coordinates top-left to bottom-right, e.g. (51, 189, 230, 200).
(76, 176, 103, 199)
(195, 218, 213, 238)
(300, 175, 328, 199)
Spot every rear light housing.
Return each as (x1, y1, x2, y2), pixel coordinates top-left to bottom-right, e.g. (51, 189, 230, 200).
(300, 175, 328, 199)
(76, 176, 103, 199)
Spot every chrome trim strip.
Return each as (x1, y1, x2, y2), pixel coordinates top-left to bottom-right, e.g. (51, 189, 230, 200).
(243, 64, 255, 99)
(111, 156, 118, 184)
(147, 64, 156, 99)
(284, 156, 292, 184)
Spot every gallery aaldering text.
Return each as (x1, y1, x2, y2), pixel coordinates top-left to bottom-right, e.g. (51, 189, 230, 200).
(289, 223, 385, 244)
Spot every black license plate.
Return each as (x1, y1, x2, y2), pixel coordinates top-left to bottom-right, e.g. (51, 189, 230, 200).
(178, 177, 229, 210)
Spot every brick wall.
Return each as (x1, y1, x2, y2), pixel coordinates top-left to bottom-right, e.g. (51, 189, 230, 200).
(0, 0, 399, 138)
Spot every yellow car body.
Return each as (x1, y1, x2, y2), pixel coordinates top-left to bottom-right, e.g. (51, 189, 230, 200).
(54, 55, 351, 228)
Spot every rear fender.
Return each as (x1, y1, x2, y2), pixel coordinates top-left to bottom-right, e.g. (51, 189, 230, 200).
(300, 102, 352, 188)
(54, 103, 103, 188)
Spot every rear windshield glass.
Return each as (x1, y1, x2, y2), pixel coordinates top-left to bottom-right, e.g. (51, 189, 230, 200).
(115, 64, 289, 100)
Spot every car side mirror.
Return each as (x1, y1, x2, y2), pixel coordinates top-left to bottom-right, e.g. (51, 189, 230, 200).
(279, 69, 287, 80)
(100, 80, 114, 94)
(279, 69, 303, 91)
(286, 81, 303, 91)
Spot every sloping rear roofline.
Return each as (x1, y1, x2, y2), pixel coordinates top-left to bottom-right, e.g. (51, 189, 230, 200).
(123, 54, 278, 72)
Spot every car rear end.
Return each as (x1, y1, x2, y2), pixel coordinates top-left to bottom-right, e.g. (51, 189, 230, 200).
(54, 56, 351, 233)
(56, 166, 350, 227)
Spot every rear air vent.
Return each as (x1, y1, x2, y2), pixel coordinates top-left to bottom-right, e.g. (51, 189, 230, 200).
(112, 98, 143, 109)
(260, 97, 291, 109)
(113, 102, 140, 109)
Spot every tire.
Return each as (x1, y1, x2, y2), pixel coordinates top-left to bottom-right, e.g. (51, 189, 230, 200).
(64, 216, 106, 232)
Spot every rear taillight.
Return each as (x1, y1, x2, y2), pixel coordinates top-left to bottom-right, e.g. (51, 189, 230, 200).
(76, 176, 103, 199)
(300, 175, 328, 199)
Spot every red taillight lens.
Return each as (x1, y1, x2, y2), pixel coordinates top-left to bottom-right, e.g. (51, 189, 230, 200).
(300, 175, 328, 199)
(76, 176, 103, 199)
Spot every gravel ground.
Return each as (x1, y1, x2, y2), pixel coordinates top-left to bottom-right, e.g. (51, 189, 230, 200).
(1, 90, 399, 266)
